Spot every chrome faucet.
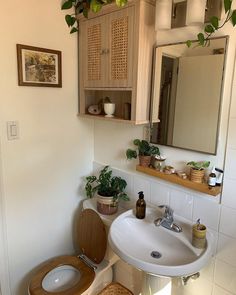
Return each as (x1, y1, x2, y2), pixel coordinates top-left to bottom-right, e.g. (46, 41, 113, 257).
(154, 205, 182, 233)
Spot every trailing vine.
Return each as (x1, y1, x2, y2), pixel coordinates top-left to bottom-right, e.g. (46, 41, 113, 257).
(61, 0, 127, 33)
(187, 0, 236, 47)
(61, 0, 236, 47)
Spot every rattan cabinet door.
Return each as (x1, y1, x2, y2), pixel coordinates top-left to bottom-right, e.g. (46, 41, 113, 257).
(107, 7, 134, 88)
(83, 16, 107, 88)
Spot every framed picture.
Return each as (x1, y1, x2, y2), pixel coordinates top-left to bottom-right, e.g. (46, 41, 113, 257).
(16, 44, 62, 87)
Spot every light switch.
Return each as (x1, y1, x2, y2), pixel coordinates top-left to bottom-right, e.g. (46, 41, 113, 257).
(7, 121, 19, 140)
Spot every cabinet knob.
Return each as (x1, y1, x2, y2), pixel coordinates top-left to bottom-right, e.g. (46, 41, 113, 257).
(100, 49, 106, 55)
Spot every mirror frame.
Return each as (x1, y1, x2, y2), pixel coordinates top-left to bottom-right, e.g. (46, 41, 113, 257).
(149, 36, 229, 155)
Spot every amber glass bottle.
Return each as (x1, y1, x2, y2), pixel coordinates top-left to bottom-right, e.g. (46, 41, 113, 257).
(136, 191, 146, 219)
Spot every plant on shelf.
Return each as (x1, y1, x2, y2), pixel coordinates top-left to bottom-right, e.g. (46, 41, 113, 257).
(126, 139, 160, 167)
(85, 165, 129, 215)
(187, 161, 210, 183)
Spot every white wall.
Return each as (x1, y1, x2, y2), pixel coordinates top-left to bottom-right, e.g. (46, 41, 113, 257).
(0, 1, 94, 294)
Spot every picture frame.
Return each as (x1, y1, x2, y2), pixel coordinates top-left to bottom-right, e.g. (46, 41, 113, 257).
(16, 44, 62, 87)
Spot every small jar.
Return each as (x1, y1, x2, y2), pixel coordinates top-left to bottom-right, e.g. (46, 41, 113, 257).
(192, 223, 207, 249)
(152, 155, 166, 171)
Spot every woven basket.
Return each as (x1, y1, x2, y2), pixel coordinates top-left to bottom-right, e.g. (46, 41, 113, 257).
(189, 168, 205, 183)
(98, 282, 133, 295)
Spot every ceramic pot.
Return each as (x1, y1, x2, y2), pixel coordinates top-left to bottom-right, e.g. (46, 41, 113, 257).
(139, 155, 151, 167)
(192, 223, 206, 249)
(96, 193, 118, 215)
(189, 168, 205, 183)
(104, 103, 115, 117)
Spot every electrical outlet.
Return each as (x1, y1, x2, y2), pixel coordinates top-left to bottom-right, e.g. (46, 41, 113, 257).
(143, 125, 150, 141)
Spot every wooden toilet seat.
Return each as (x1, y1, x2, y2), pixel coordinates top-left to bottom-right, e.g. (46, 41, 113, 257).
(29, 255, 95, 295)
(29, 209, 107, 295)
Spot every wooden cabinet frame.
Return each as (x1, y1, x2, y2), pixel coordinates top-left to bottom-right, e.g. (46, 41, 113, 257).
(78, 0, 155, 124)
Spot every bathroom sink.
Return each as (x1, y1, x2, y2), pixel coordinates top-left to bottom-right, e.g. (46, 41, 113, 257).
(108, 208, 213, 277)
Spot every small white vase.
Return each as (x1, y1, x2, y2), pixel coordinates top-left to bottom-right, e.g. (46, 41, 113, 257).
(104, 103, 115, 117)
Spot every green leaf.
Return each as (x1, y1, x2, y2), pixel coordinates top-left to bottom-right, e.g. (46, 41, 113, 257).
(90, 0, 102, 13)
(186, 40, 192, 48)
(65, 15, 76, 27)
(231, 10, 236, 26)
(133, 139, 141, 146)
(205, 24, 215, 33)
(116, 0, 128, 7)
(126, 149, 137, 159)
(197, 33, 205, 46)
(70, 27, 78, 34)
(62, 0, 73, 10)
(210, 16, 219, 29)
(224, 0, 232, 13)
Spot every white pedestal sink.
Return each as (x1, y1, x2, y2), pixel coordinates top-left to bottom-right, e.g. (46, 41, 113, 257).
(108, 208, 213, 295)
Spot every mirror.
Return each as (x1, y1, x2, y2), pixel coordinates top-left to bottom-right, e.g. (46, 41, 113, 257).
(150, 37, 227, 155)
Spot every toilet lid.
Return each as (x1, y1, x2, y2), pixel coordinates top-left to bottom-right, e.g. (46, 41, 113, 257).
(77, 209, 107, 264)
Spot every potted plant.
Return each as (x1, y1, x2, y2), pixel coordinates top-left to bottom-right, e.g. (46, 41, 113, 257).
(126, 139, 160, 167)
(187, 161, 210, 183)
(85, 166, 129, 215)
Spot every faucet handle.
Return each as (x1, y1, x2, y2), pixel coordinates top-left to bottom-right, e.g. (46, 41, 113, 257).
(158, 205, 173, 218)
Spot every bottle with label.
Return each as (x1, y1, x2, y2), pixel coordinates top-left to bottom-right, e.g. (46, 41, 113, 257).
(215, 167, 223, 186)
(208, 168, 216, 187)
(136, 191, 146, 219)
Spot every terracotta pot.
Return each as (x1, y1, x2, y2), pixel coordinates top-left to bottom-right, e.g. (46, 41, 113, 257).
(189, 168, 205, 183)
(139, 155, 151, 167)
(96, 193, 118, 215)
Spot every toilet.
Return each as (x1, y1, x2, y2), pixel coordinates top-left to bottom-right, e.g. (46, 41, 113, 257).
(28, 207, 116, 295)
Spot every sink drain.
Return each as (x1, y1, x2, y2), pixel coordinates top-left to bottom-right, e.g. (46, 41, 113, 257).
(151, 251, 162, 259)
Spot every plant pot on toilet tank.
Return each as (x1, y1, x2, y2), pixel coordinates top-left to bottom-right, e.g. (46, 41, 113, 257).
(85, 166, 129, 215)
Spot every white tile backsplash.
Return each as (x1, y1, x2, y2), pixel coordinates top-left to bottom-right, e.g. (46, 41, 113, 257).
(217, 234, 236, 267)
(219, 206, 236, 238)
(213, 285, 234, 295)
(215, 259, 236, 294)
(224, 148, 236, 180)
(227, 118, 236, 149)
(193, 197, 220, 231)
(132, 174, 151, 203)
(170, 189, 193, 221)
(150, 181, 170, 207)
(221, 178, 236, 209)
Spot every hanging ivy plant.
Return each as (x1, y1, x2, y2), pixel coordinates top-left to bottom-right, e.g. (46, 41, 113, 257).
(62, 0, 236, 46)
(187, 0, 236, 47)
(61, 0, 127, 33)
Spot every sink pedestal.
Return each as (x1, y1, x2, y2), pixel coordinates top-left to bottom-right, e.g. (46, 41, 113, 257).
(141, 273, 171, 295)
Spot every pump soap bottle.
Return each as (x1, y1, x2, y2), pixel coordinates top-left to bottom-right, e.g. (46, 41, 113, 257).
(136, 191, 146, 219)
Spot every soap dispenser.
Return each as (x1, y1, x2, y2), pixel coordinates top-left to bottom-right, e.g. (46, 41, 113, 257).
(136, 191, 146, 219)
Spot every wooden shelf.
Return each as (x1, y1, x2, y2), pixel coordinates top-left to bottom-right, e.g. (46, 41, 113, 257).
(136, 165, 221, 197)
(78, 114, 149, 124)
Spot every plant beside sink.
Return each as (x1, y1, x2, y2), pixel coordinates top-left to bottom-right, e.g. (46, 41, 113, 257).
(85, 166, 129, 215)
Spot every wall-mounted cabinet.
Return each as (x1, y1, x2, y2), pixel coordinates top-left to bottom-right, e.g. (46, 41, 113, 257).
(78, 0, 155, 124)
